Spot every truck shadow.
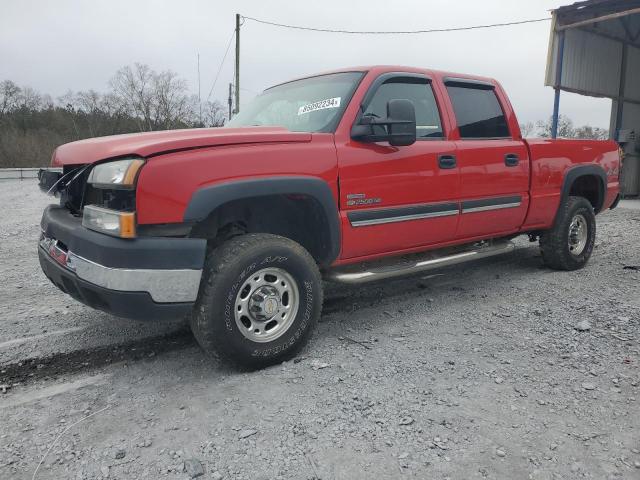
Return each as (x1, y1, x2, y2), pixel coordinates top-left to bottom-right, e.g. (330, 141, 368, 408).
(322, 245, 543, 317)
(1, 245, 546, 383)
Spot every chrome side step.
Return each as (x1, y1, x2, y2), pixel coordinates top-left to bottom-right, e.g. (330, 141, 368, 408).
(325, 240, 516, 284)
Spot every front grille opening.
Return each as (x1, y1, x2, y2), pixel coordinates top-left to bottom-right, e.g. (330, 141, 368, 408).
(59, 165, 91, 215)
(58, 165, 136, 215)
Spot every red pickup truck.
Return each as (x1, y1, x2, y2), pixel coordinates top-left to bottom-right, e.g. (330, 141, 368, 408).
(39, 66, 621, 367)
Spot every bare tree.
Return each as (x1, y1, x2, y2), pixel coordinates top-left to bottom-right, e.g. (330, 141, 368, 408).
(202, 99, 227, 127)
(57, 90, 81, 119)
(152, 70, 192, 129)
(40, 94, 54, 110)
(18, 86, 42, 111)
(0, 80, 21, 115)
(109, 63, 155, 131)
(536, 115, 575, 138)
(75, 90, 106, 136)
(574, 125, 609, 140)
(101, 92, 125, 117)
(519, 121, 534, 137)
(76, 90, 102, 114)
(109, 63, 199, 131)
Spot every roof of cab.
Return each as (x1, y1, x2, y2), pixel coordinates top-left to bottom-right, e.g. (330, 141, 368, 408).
(267, 65, 499, 90)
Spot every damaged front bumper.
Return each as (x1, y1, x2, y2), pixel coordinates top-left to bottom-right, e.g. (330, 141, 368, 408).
(38, 205, 206, 320)
(38, 168, 63, 193)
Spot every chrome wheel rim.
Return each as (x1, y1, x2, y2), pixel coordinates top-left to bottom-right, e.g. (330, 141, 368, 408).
(568, 213, 588, 256)
(234, 267, 300, 343)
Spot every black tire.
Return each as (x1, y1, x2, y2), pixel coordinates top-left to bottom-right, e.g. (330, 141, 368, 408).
(539, 195, 596, 271)
(191, 233, 323, 368)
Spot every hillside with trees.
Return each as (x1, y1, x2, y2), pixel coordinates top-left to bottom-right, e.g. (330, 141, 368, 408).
(0, 63, 226, 167)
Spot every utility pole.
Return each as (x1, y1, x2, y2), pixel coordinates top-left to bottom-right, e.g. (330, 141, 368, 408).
(551, 29, 565, 139)
(228, 83, 233, 121)
(235, 13, 240, 114)
(197, 53, 202, 125)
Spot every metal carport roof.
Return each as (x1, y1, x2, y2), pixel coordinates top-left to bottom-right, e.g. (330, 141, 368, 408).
(546, 0, 640, 195)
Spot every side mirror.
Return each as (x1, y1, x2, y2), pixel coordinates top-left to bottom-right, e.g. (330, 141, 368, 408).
(351, 99, 417, 147)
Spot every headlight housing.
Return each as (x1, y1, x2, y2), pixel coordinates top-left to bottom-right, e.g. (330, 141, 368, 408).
(83, 158, 144, 238)
(87, 158, 144, 187)
(82, 205, 136, 238)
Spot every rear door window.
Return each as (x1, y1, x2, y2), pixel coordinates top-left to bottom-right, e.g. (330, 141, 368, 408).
(445, 84, 510, 139)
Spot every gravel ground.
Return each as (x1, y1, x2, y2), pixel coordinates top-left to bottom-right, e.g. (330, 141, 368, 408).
(0, 180, 186, 366)
(1, 180, 639, 480)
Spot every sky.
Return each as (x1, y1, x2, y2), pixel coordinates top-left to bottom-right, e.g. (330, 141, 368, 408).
(0, 0, 612, 128)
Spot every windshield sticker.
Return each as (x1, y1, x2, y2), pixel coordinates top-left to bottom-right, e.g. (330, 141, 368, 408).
(298, 97, 341, 115)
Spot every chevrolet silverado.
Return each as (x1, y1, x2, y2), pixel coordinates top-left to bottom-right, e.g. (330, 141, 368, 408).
(38, 66, 621, 367)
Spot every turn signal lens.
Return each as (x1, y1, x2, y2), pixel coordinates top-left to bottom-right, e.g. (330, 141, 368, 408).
(82, 205, 136, 238)
(122, 159, 144, 185)
(119, 212, 136, 238)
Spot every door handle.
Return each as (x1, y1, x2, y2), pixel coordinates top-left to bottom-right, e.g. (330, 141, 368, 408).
(505, 154, 519, 167)
(438, 155, 457, 169)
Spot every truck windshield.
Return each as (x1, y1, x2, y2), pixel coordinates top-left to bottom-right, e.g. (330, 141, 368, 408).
(227, 72, 364, 133)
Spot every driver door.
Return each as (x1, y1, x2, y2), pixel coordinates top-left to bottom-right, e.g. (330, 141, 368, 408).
(337, 73, 460, 260)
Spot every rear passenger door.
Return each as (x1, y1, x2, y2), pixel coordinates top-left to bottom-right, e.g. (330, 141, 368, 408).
(443, 79, 529, 239)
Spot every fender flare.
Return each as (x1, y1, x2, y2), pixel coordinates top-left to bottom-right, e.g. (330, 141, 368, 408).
(560, 164, 607, 213)
(183, 176, 341, 264)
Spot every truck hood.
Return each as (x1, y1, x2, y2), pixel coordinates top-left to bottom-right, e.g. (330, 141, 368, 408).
(51, 127, 313, 166)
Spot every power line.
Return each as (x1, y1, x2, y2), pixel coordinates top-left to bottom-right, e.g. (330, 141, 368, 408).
(241, 15, 550, 35)
(210, 14, 550, 104)
(206, 29, 236, 102)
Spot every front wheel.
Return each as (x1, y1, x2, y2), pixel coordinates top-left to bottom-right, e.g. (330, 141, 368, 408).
(539, 195, 596, 271)
(191, 233, 323, 368)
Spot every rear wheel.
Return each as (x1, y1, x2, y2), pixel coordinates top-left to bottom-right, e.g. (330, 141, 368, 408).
(539, 195, 596, 271)
(191, 233, 323, 368)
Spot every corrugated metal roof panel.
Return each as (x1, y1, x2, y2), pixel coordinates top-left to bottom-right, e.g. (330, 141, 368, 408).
(546, 27, 622, 98)
(561, 29, 622, 97)
(625, 46, 640, 101)
(555, 0, 640, 24)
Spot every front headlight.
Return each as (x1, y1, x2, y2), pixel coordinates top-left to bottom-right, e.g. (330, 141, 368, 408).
(82, 205, 136, 238)
(87, 158, 144, 187)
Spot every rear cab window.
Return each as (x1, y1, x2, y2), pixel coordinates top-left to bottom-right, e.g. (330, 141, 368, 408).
(363, 77, 444, 139)
(445, 79, 510, 139)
